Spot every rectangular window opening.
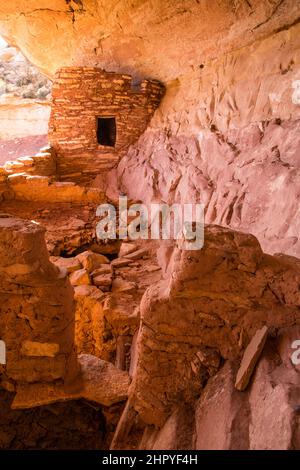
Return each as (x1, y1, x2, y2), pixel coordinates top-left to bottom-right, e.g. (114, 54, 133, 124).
(97, 117, 116, 147)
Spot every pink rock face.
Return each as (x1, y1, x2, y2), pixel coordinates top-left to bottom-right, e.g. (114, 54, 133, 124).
(194, 362, 249, 450)
(142, 331, 300, 450)
(116, 119, 300, 258)
(113, 18, 300, 259)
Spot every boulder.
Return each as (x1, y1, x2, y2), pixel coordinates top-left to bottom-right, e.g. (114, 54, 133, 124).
(69, 268, 91, 286)
(111, 258, 132, 268)
(11, 354, 130, 409)
(92, 273, 112, 290)
(119, 243, 138, 258)
(128, 226, 300, 427)
(50, 256, 82, 274)
(77, 250, 110, 272)
(91, 264, 113, 276)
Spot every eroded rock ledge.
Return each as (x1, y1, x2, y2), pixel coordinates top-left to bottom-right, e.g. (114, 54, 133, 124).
(111, 226, 300, 449)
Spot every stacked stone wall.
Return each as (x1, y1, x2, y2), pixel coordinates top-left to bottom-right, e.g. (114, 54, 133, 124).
(49, 67, 165, 183)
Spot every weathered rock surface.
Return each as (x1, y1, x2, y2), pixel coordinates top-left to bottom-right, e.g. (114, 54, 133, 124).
(74, 285, 111, 360)
(128, 226, 300, 429)
(93, 273, 112, 290)
(69, 268, 90, 286)
(134, 317, 300, 451)
(113, 17, 300, 258)
(0, 1, 298, 82)
(50, 255, 82, 273)
(76, 250, 109, 271)
(193, 362, 249, 450)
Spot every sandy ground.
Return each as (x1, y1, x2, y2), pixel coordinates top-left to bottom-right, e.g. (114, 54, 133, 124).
(0, 134, 48, 165)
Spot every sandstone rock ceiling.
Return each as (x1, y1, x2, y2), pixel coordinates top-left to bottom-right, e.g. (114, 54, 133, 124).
(0, 1, 299, 80)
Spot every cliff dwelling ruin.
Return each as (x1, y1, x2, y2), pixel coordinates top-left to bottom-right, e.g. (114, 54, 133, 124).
(0, 0, 299, 454)
(48, 67, 165, 182)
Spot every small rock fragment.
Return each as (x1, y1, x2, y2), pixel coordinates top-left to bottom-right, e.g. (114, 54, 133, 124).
(91, 264, 113, 276)
(145, 264, 161, 273)
(77, 250, 109, 272)
(93, 273, 112, 290)
(124, 248, 149, 260)
(74, 284, 104, 300)
(119, 242, 138, 257)
(235, 326, 268, 391)
(50, 256, 82, 273)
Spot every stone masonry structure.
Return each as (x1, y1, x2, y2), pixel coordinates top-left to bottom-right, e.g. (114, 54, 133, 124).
(0, 214, 130, 411)
(0, 214, 78, 391)
(49, 67, 165, 183)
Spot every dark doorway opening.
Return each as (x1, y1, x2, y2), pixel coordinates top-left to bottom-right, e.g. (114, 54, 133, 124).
(97, 117, 116, 147)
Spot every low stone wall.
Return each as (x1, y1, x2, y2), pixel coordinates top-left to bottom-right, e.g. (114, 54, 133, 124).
(3, 174, 104, 204)
(2, 146, 56, 178)
(0, 146, 105, 204)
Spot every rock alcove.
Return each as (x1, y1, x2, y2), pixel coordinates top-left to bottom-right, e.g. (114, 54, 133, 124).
(0, 0, 299, 450)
